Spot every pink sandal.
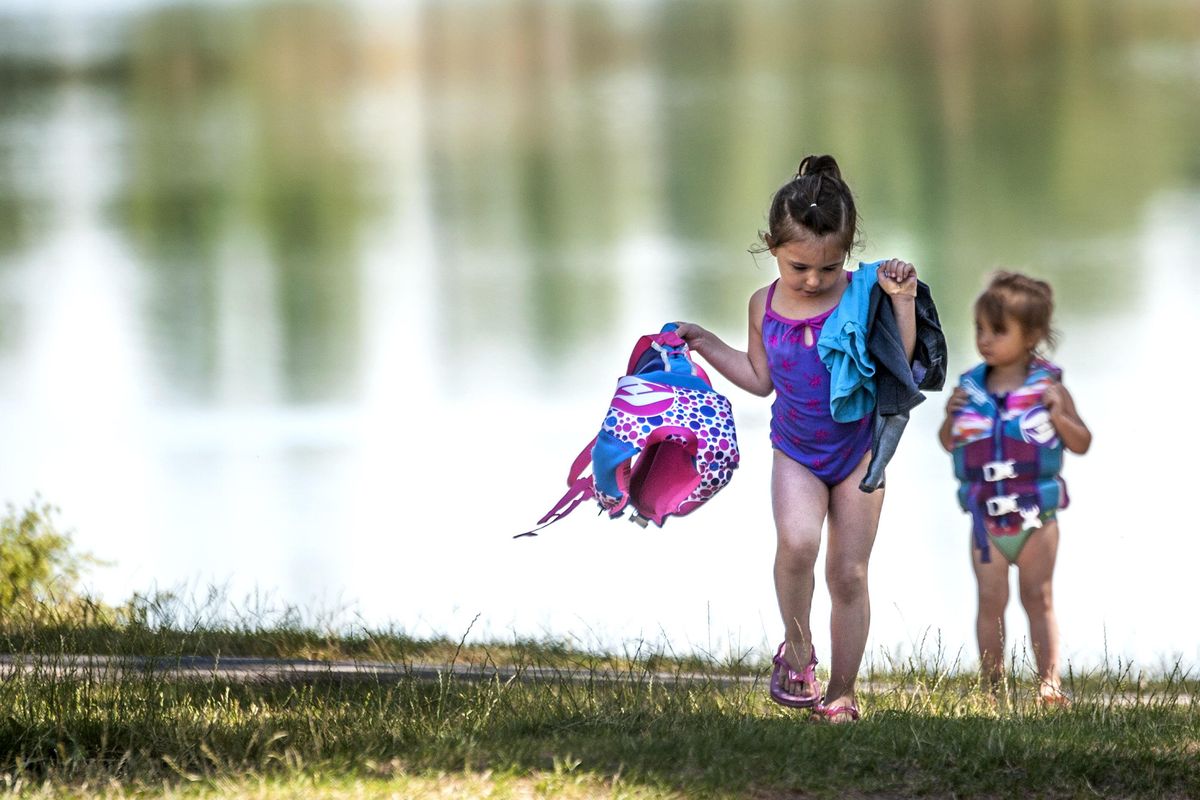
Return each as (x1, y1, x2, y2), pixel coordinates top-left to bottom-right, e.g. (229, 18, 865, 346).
(812, 697, 860, 723)
(769, 642, 819, 709)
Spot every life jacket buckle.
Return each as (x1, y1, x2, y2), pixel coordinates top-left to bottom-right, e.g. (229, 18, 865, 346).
(985, 494, 1020, 516)
(629, 512, 650, 528)
(982, 459, 1017, 482)
(1019, 505, 1043, 531)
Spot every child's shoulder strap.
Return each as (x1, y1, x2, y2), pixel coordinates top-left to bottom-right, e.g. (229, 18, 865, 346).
(1029, 358, 1062, 383)
(959, 363, 991, 408)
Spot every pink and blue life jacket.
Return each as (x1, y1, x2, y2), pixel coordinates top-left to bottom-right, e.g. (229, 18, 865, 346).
(951, 359, 1068, 562)
(517, 324, 739, 537)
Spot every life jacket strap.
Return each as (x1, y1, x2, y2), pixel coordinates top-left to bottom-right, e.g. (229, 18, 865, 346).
(959, 456, 1043, 483)
(514, 476, 596, 538)
(651, 339, 695, 377)
(566, 436, 597, 484)
(514, 437, 598, 538)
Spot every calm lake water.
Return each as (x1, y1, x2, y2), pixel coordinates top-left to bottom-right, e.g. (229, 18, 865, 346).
(1, 0, 1198, 669)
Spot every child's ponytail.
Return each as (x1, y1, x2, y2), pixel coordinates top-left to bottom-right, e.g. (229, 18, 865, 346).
(756, 154, 860, 254)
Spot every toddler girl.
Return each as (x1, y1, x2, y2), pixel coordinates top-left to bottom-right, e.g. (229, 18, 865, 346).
(938, 271, 1091, 703)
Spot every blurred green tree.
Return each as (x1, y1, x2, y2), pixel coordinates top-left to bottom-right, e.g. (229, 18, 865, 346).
(0, 500, 98, 621)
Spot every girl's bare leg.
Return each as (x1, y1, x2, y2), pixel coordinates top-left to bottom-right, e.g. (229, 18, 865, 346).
(1016, 519, 1062, 698)
(972, 536, 1011, 691)
(771, 450, 829, 695)
(822, 453, 885, 713)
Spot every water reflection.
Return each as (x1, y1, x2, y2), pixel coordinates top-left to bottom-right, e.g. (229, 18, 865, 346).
(113, 4, 370, 403)
(0, 0, 1197, 666)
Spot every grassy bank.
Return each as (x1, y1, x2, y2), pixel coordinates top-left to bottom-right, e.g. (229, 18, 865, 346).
(0, 616, 1197, 799)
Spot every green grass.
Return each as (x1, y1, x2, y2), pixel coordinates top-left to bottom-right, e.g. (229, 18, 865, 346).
(0, 610, 1197, 799)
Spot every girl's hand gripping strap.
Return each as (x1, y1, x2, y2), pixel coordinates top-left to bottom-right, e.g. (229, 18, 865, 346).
(514, 436, 597, 538)
(626, 324, 712, 386)
(652, 328, 695, 377)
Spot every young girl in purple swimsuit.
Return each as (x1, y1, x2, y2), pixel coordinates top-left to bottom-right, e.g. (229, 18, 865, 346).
(676, 155, 917, 722)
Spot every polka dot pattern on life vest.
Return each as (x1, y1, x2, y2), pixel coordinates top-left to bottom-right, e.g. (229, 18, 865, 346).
(599, 383, 740, 513)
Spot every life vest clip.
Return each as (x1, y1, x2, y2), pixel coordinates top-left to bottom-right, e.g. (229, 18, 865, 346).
(985, 494, 1020, 516)
(982, 459, 1017, 482)
(629, 512, 650, 528)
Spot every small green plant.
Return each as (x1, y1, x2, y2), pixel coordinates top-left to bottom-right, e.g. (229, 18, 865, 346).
(0, 499, 100, 622)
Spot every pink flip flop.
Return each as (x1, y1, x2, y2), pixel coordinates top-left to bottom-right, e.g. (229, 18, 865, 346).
(812, 697, 860, 723)
(769, 642, 820, 709)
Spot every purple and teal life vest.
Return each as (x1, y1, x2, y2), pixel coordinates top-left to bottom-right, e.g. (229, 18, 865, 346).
(950, 360, 1068, 562)
(518, 324, 739, 537)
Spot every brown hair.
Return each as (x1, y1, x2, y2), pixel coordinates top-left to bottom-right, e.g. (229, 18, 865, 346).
(754, 154, 860, 254)
(975, 271, 1058, 352)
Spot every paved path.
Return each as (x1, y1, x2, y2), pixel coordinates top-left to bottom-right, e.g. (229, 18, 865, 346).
(0, 655, 1191, 705)
(0, 653, 760, 686)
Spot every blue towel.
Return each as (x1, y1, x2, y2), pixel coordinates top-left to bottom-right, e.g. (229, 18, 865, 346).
(817, 262, 880, 422)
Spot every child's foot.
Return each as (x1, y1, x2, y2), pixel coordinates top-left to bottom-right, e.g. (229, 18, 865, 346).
(1037, 685, 1071, 708)
(812, 694, 860, 723)
(980, 675, 1004, 708)
(769, 642, 819, 709)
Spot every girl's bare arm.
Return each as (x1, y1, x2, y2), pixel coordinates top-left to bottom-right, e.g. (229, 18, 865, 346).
(938, 387, 969, 452)
(876, 260, 917, 362)
(675, 289, 774, 397)
(1044, 381, 1092, 454)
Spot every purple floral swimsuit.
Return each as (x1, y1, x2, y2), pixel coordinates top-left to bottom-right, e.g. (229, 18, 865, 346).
(763, 279, 872, 487)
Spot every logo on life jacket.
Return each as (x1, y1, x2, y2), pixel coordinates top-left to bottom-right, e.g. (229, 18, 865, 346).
(611, 376, 676, 416)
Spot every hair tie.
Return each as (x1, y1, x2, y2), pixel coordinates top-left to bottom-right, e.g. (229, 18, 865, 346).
(809, 203, 817, 208)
